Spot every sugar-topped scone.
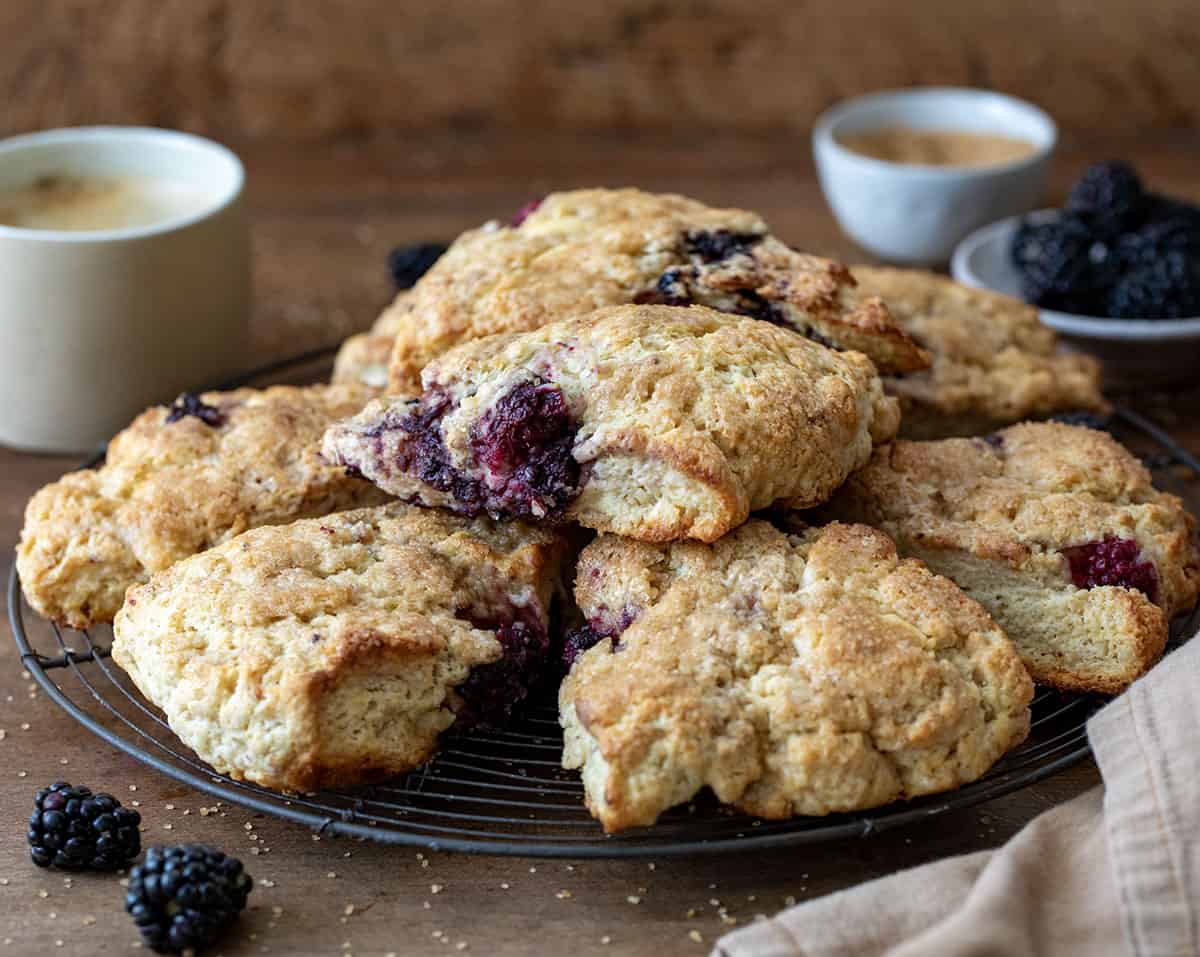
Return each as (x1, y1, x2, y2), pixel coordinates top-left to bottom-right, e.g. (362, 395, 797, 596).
(324, 305, 901, 543)
(17, 385, 390, 629)
(820, 423, 1200, 692)
(559, 521, 1033, 832)
(380, 188, 930, 390)
(848, 267, 1107, 438)
(113, 503, 567, 793)
(332, 292, 412, 389)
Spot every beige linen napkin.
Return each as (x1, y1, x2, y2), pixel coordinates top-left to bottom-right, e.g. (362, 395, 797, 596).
(714, 633, 1200, 957)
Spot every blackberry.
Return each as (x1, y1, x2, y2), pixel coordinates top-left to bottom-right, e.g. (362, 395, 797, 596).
(1115, 217, 1200, 272)
(386, 242, 448, 289)
(27, 782, 141, 871)
(1066, 161, 1145, 232)
(165, 393, 224, 427)
(1009, 214, 1110, 314)
(125, 844, 252, 955)
(1062, 536, 1158, 602)
(1107, 250, 1200, 319)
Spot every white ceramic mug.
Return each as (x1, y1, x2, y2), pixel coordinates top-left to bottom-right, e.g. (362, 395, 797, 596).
(0, 127, 250, 452)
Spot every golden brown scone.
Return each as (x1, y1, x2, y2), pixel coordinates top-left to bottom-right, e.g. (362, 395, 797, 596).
(113, 503, 566, 793)
(331, 292, 412, 389)
(381, 188, 929, 390)
(324, 304, 900, 543)
(559, 521, 1033, 832)
(848, 267, 1108, 438)
(820, 423, 1200, 693)
(17, 384, 390, 629)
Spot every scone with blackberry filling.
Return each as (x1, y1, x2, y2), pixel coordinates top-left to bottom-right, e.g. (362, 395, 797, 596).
(324, 304, 900, 543)
(821, 422, 1200, 693)
(113, 503, 567, 793)
(559, 521, 1033, 832)
(332, 292, 412, 389)
(848, 267, 1107, 439)
(380, 188, 930, 390)
(18, 384, 389, 629)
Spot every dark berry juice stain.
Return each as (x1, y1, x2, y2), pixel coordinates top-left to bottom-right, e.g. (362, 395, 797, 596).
(561, 607, 637, 671)
(683, 229, 763, 263)
(390, 391, 486, 514)
(165, 393, 224, 427)
(1062, 536, 1159, 602)
(511, 198, 543, 227)
(454, 605, 549, 728)
(633, 268, 694, 306)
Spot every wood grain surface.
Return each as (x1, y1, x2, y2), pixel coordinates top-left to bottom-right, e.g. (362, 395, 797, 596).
(0, 132, 1196, 956)
(4, 0, 1200, 140)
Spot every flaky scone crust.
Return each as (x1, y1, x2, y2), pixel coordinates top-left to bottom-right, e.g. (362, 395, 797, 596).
(381, 188, 929, 390)
(17, 384, 390, 629)
(848, 267, 1108, 438)
(325, 304, 900, 542)
(822, 423, 1200, 691)
(559, 521, 1033, 832)
(113, 503, 566, 793)
(331, 291, 411, 389)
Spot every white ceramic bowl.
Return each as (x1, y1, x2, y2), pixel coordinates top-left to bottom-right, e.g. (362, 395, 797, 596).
(952, 210, 1200, 388)
(813, 87, 1056, 265)
(0, 127, 250, 452)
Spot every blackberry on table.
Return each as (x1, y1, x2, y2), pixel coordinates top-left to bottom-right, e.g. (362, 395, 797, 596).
(1107, 250, 1200, 319)
(1066, 161, 1145, 231)
(27, 782, 141, 871)
(125, 844, 252, 955)
(386, 242, 448, 289)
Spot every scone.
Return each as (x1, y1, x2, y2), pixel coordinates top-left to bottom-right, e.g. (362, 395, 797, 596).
(380, 188, 930, 390)
(113, 503, 567, 793)
(559, 521, 1033, 832)
(331, 292, 411, 389)
(18, 384, 390, 629)
(324, 304, 901, 543)
(848, 267, 1107, 438)
(821, 423, 1200, 693)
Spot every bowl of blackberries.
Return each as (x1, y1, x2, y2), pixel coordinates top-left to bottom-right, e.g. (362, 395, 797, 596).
(952, 161, 1200, 386)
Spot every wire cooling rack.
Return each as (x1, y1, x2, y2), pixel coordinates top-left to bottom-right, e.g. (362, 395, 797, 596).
(10, 349, 1200, 857)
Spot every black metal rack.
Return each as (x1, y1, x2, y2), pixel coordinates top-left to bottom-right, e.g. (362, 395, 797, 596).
(9, 351, 1198, 857)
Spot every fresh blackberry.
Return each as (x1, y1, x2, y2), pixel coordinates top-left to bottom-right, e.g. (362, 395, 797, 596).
(125, 844, 252, 955)
(1009, 214, 1110, 314)
(27, 782, 141, 871)
(1066, 161, 1145, 232)
(386, 242, 448, 289)
(1115, 217, 1200, 271)
(1107, 250, 1200, 319)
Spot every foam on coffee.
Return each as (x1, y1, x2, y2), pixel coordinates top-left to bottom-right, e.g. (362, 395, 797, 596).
(0, 174, 215, 232)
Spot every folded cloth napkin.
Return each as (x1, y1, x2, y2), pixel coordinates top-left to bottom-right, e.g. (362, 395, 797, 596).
(714, 632, 1200, 957)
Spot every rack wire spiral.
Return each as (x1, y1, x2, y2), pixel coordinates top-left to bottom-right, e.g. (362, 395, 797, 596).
(10, 349, 1200, 856)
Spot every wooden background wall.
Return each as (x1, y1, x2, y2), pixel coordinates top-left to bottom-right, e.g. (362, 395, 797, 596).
(3, 0, 1199, 141)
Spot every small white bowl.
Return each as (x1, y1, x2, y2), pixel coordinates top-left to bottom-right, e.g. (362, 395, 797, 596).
(813, 87, 1056, 265)
(952, 210, 1200, 388)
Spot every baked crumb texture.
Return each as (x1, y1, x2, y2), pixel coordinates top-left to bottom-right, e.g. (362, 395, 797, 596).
(849, 267, 1108, 439)
(331, 291, 411, 389)
(821, 422, 1200, 693)
(323, 304, 900, 543)
(378, 188, 929, 391)
(559, 520, 1033, 832)
(17, 384, 390, 629)
(112, 503, 566, 792)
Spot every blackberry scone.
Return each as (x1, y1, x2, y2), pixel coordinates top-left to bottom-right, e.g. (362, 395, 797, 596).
(821, 423, 1200, 693)
(323, 305, 901, 543)
(559, 521, 1033, 832)
(332, 292, 412, 389)
(848, 267, 1107, 439)
(379, 188, 930, 390)
(113, 503, 567, 793)
(18, 384, 390, 629)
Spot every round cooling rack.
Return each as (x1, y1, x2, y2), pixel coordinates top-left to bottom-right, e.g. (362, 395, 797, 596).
(10, 349, 1200, 857)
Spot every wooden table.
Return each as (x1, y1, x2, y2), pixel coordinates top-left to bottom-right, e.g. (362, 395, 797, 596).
(1, 132, 1197, 956)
